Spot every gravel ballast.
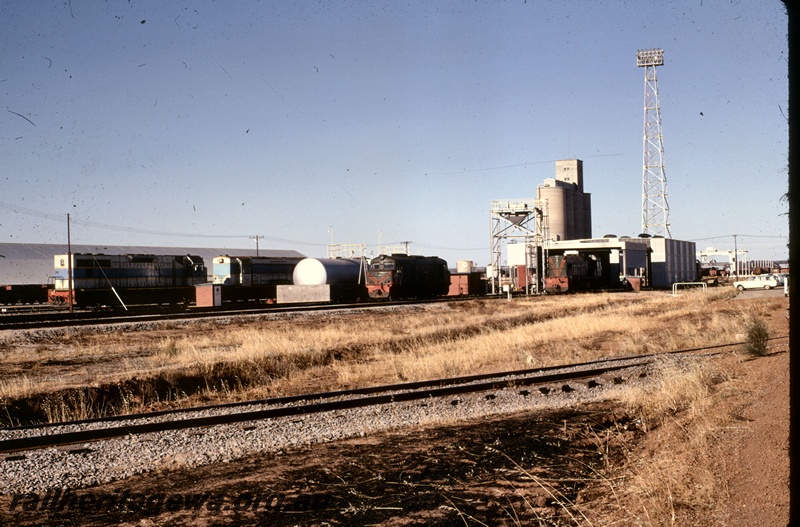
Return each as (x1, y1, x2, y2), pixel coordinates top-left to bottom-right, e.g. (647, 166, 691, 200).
(0, 364, 652, 495)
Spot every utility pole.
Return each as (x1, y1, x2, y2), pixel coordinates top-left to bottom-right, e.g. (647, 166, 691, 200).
(67, 213, 73, 314)
(249, 235, 264, 257)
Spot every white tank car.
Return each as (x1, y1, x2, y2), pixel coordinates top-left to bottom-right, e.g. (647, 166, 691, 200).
(292, 258, 364, 286)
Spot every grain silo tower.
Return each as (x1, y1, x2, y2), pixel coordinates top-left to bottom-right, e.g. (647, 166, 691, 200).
(536, 159, 592, 241)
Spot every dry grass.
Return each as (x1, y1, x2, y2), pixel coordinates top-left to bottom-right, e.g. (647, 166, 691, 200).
(586, 357, 738, 525)
(335, 291, 743, 386)
(0, 288, 786, 524)
(0, 289, 773, 424)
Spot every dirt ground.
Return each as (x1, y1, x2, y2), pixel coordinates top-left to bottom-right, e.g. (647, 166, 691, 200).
(0, 292, 790, 526)
(1, 352, 788, 526)
(709, 291, 790, 527)
(710, 350, 790, 527)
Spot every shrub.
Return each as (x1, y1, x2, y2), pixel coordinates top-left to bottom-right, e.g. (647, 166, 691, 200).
(744, 316, 769, 357)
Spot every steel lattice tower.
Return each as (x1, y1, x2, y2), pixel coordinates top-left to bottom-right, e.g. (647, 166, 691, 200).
(637, 48, 672, 238)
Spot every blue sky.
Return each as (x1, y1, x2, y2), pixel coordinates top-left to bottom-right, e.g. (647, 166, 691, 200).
(1, 1, 789, 265)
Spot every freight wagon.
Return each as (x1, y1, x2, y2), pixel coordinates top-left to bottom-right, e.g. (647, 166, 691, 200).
(0, 284, 51, 305)
(277, 257, 368, 304)
(448, 272, 485, 297)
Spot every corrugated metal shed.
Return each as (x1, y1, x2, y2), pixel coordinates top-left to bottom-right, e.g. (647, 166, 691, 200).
(0, 243, 305, 284)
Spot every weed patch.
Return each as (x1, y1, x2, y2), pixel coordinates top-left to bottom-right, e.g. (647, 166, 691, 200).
(744, 316, 770, 357)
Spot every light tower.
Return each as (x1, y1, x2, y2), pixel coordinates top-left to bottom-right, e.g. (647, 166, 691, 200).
(637, 48, 672, 238)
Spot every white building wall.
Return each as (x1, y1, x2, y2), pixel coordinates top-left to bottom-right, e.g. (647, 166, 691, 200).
(649, 238, 697, 287)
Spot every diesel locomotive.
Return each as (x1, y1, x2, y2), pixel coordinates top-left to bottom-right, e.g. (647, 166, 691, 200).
(49, 253, 207, 308)
(544, 253, 597, 293)
(211, 255, 303, 303)
(365, 254, 451, 300)
(39, 251, 454, 309)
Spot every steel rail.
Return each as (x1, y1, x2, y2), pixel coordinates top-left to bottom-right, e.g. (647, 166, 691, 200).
(11, 334, 784, 432)
(5, 351, 650, 432)
(0, 297, 465, 330)
(0, 361, 647, 454)
(0, 335, 787, 454)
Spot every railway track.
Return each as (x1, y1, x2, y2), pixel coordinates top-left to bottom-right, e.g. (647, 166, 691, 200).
(0, 337, 787, 495)
(0, 297, 463, 331)
(1, 339, 765, 455)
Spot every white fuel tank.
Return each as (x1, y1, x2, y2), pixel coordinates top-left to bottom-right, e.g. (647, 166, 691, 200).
(292, 258, 363, 286)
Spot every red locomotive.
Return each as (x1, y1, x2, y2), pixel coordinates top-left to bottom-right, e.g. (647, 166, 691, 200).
(544, 254, 596, 293)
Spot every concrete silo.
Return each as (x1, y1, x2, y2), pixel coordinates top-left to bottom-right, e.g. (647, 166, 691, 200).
(536, 159, 592, 241)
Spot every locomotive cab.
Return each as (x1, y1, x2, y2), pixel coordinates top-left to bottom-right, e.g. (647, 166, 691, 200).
(365, 256, 395, 299)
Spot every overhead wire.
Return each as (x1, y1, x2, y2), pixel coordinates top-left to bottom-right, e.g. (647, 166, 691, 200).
(689, 234, 788, 241)
(0, 201, 472, 251)
(0, 201, 329, 247)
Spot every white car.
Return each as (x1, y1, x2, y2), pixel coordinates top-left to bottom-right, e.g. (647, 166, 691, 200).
(732, 275, 781, 291)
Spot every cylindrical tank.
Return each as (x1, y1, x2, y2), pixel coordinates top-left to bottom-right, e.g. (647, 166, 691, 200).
(456, 260, 474, 273)
(538, 186, 567, 241)
(292, 258, 363, 286)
